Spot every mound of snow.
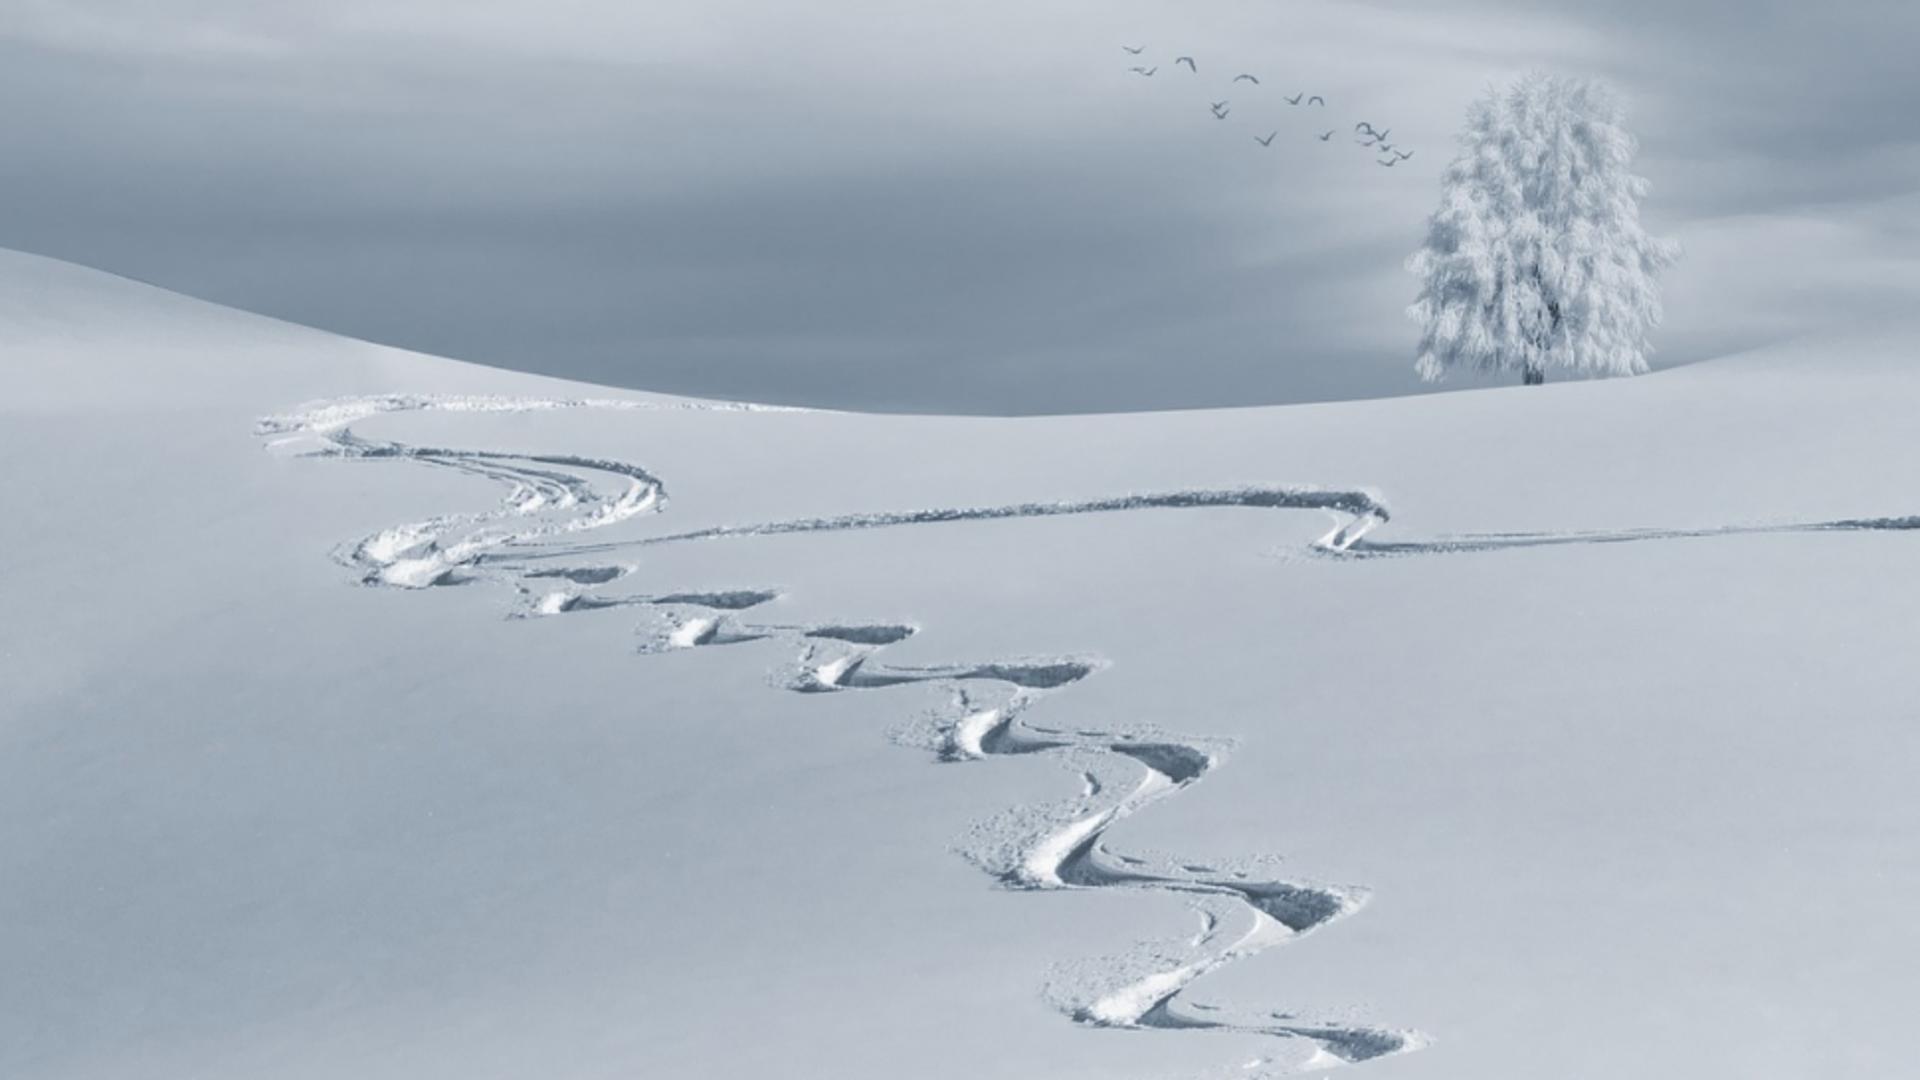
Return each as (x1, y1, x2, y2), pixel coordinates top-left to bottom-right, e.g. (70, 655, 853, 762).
(5, 247, 1920, 1080)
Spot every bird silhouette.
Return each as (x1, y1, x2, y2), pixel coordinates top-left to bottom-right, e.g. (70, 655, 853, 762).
(1285, 92, 1304, 105)
(1355, 121, 1380, 135)
(1394, 149, 1414, 161)
(1211, 99, 1229, 110)
(1307, 95, 1326, 106)
(1122, 45, 1146, 54)
(1211, 104, 1231, 119)
(1377, 156, 1400, 167)
(1255, 131, 1277, 146)
(1176, 56, 1197, 71)
(1318, 130, 1335, 141)
(1129, 66, 1157, 76)
(1234, 73, 1260, 84)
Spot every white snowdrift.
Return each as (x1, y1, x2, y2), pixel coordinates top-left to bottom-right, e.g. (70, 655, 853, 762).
(5, 248, 1920, 1080)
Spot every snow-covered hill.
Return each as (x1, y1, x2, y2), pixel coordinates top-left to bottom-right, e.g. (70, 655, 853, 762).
(5, 248, 1918, 1079)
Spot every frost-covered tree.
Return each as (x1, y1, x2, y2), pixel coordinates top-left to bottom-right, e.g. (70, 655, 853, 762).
(1407, 73, 1680, 386)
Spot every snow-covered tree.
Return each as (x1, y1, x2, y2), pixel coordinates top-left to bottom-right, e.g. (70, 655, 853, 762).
(1407, 73, 1680, 386)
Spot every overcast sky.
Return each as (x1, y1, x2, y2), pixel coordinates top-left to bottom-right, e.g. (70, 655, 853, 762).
(4, 1, 1917, 412)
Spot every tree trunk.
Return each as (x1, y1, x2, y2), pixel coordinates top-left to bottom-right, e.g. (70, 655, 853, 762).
(1522, 363, 1545, 386)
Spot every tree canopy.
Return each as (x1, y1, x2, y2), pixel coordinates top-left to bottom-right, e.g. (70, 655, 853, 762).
(1407, 73, 1681, 385)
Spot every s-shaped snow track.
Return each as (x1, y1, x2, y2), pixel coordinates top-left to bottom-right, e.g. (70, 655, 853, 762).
(259, 394, 1417, 1073)
(257, 394, 1920, 1075)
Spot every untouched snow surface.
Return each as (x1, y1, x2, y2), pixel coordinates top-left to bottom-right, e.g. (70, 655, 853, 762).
(5, 246, 1920, 1079)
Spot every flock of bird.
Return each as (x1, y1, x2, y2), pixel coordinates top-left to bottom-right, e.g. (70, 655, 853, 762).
(1121, 45, 1415, 167)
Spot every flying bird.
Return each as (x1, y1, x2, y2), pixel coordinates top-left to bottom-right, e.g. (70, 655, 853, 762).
(1211, 104, 1231, 119)
(1318, 130, 1335, 141)
(1307, 95, 1325, 106)
(1394, 149, 1414, 161)
(1234, 73, 1260, 84)
(1130, 66, 1157, 76)
(1211, 99, 1229, 110)
(1285, 92, 1305, 105)
(1255, 131, 1277, 146)
(1377, 156, 1400, 167)
(1355, 121, 1380, 135)
(1122, 45, 1146, 54)
(1176, 56, 1197, 71)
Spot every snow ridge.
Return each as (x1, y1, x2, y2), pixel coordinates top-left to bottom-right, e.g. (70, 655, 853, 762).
(257, 391, 799, 439)
(1328, 516, 1920, 560)
(258, 394, 1416, 1075)
(576, 487, 1388, 554)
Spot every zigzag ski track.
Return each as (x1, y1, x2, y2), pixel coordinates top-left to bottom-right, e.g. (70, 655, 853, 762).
(259, 393, 1920, 1075)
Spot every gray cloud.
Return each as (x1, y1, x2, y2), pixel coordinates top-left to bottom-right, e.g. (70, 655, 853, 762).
(2, 1, 1914, 412)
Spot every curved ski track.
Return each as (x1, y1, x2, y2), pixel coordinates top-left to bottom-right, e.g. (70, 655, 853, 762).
(258, 394, 1920, 1075)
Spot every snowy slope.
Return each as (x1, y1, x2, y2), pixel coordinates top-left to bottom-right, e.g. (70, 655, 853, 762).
(5, 248, 1919, 1080)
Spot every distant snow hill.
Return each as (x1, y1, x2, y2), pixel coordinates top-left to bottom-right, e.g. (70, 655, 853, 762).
(5, 246, 1918, 1080)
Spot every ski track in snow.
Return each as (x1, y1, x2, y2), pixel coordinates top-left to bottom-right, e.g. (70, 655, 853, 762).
(258, 393, 1920, 1075)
